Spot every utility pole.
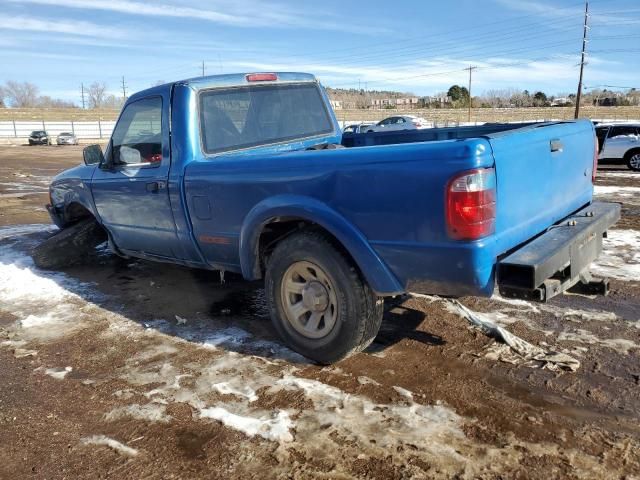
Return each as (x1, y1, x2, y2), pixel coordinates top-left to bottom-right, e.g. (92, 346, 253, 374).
(465, 66, 477, 122)
(574, 0, 589, 119)
(202, 60, 205, 77)
(80, 83, 85, 109)
(121, 76, 127, 101)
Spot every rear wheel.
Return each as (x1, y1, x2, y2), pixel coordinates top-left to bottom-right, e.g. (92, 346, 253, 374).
(31, 218, 107, 269)
(265, 231, 383, 364)
(625, 150, 640, 171)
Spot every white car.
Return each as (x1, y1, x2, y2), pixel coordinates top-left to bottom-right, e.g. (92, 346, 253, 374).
(365, 115, 432, 133)
(595, 122, 640, 171)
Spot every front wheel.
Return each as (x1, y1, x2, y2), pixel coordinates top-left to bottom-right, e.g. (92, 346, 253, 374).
(625, 150, 640, 172)
(265, 231, 383, 364)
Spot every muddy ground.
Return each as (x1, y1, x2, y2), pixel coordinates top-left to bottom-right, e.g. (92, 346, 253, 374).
(0, 144, 639, 479)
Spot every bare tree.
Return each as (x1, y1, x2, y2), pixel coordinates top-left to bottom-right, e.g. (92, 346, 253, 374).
(37, 96, 76, 108)
(1, 81, 40, 107)
(102, 94, 124, 109)
(87, 82, 108, 109)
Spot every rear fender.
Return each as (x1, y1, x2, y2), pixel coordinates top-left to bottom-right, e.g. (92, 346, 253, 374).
(239, 195, 404, 295)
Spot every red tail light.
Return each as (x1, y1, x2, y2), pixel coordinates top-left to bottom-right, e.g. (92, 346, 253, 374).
(592, 135, 598, 182)
(446, 168, 496, 240)
(246, 73, 277, 82)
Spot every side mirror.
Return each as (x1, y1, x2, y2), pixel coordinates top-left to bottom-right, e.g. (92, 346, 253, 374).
(83, 144, 104, 166)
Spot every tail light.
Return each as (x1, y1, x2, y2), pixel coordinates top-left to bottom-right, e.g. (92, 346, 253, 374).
(446, 168, 496, 240)
(592, 135, 598, 182)
(246, 73, 277, 82)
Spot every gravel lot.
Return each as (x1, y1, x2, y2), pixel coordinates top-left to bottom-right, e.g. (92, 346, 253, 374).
(0, 144, 638, 479)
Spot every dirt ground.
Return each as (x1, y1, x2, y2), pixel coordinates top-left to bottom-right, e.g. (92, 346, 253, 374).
(0, 144, 639, 479)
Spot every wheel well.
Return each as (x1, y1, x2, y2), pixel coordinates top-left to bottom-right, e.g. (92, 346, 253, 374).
(64, 202, 93, 225)
(624, 148, 640, 160)
(256, 218, 361, 279)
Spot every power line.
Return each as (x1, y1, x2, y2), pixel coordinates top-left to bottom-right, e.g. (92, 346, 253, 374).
(575, 0, 589, 118)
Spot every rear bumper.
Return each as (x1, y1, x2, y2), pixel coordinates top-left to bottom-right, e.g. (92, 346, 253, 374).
(497, 202, 621, 301)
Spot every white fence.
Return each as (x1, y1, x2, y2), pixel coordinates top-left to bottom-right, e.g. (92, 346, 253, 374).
(0, 120, 116, 139)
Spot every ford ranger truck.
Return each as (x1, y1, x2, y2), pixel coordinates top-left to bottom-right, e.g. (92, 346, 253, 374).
(39, 72, 620, 364)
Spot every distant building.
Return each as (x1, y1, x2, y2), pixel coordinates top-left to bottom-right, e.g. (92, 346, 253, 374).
(329, 100, 342, 110)
(370, 98, 395, 108)
(395, 97, 419, 106)
(420, 95, 452, 107)
(551, 97, 573, 107)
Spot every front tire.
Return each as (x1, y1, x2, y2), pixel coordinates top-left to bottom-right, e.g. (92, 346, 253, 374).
(265, 231, 383, 364)
(625, 150, 640, 172)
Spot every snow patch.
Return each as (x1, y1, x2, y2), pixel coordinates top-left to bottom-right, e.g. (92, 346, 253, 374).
(43, 366, 72, 380)
(105, 403, 171, 423)
(199, 407, 293, 443)
(592, 229, 640, 281)
(558, 329, 638, 355)
(81, 435, 138, 457)
(210, 382, 258, 402)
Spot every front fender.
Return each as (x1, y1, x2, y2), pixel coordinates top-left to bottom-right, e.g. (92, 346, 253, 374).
(49, 167, 99, 227)
(239, 194, 403, 296)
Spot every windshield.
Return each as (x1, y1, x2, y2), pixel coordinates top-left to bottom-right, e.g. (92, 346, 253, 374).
(200, 83, 333, 154)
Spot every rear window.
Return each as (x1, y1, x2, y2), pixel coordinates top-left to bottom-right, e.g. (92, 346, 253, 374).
(200, 83, 333, 154)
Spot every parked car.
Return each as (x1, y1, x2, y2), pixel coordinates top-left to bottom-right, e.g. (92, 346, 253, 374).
(343, 123, 375, 134)
(56, 132, 79, 146)
(595, 122, 640, 171)
(37, 72, 619, 364)
(28, 131, 50, 145)
(365, 115, 432, 133)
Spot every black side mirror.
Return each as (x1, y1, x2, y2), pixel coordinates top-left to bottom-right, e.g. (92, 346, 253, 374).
(83, 144, 105, 166)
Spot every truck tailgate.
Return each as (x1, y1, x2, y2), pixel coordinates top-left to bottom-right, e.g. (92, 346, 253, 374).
(488, 120, 595, 256)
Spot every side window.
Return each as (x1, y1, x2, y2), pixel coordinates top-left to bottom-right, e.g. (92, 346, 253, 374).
(379, 118, 391, 126)
(111, 97, 163, 166)
(395, 117, 405, 124)
(608, 126, 638, 138)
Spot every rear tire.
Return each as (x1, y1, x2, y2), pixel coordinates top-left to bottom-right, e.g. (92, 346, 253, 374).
(31, 218, 107, 269)
(265, 230, 383, 364)
(625, 150, 640, 172)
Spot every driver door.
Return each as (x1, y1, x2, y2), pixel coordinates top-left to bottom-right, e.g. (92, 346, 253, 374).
(91, 95, 179, 258)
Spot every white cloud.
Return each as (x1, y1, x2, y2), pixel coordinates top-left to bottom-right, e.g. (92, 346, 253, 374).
(494, 0, 640, 26)
(224, 52, 636, 94)
(10, 0, 388, 34)
(0, 15, 128, 39)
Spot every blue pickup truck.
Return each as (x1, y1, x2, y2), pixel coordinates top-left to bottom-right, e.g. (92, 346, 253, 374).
(37, 72, 620, 363)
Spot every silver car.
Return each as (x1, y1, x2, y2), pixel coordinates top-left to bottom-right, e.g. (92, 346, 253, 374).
(56, 132, 79, 146)
(365, 115, 433, 133)
(596, 123, 640, 171)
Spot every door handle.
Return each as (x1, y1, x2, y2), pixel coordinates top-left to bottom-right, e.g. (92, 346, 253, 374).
(146, 181, 166, 193)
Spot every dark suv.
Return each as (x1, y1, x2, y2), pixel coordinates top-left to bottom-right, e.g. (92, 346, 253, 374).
(28, 131, 50, 145)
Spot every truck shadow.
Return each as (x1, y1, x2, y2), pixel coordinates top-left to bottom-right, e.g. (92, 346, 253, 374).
(5, 230, 445, 364)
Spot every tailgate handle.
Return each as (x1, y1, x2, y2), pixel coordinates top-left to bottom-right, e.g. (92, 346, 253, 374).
(550, 139, 563, 152)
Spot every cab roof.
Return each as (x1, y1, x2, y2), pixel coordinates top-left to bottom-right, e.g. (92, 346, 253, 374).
(129, 72, 318, 103)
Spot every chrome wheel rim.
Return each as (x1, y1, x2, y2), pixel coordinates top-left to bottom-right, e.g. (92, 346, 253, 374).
(280, 261, 338, 339)
(630, 154, 640, 170)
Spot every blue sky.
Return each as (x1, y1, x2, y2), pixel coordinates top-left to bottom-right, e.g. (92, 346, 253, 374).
(1, 0, 640, 104)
